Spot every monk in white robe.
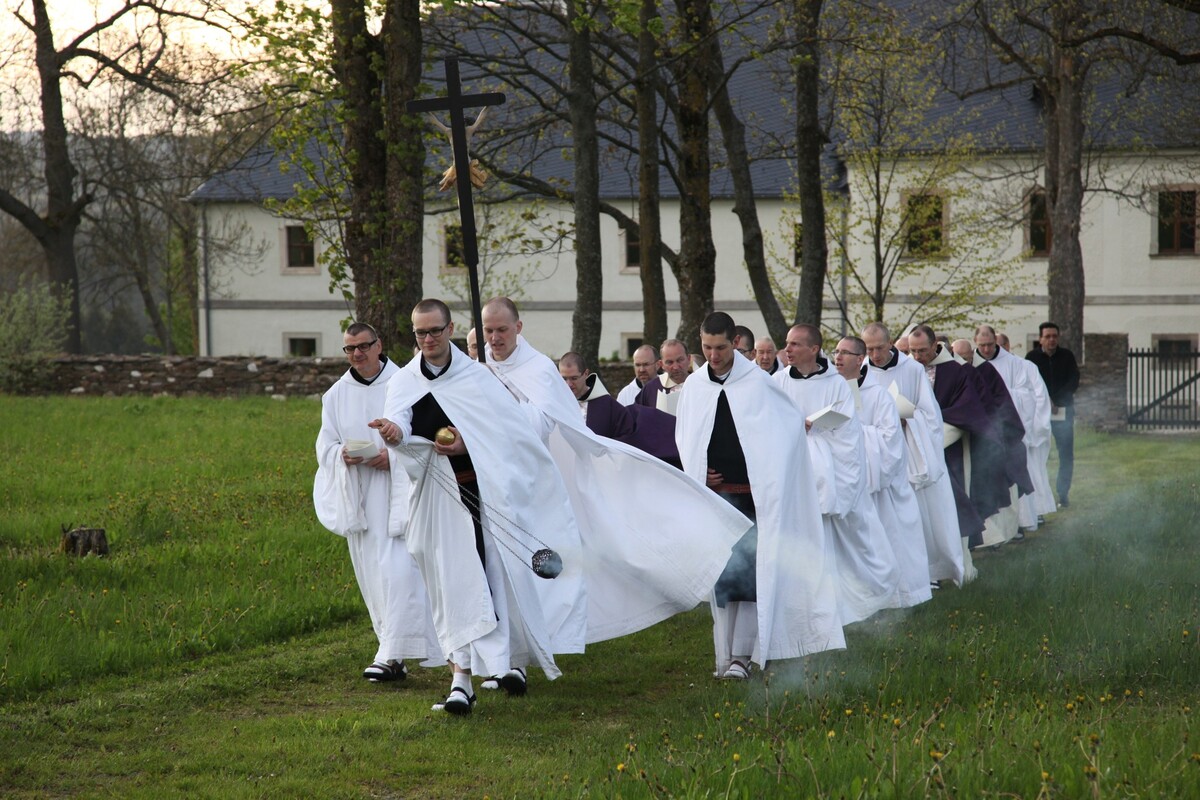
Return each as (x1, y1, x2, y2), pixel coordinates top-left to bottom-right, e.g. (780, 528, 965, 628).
(973, 325, 1035, 541)
(480, 298, 750, 645)
(862, 323, 968, 585)
(998, 333, 1057, 525)
(372, 300, 587, 715)
(676, 313, 845, 680)
(835, 337, 932, 608)
(313, 323, 442, 681)
(776, 325, 901, 624)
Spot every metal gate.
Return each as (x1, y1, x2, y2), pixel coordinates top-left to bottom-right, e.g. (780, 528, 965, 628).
(1127, 347, 1200, 428)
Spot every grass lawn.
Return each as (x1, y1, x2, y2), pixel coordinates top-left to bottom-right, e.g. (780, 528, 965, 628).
(1, 396, 1198, 798)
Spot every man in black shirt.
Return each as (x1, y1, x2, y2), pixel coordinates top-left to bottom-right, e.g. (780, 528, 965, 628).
(1025, 322, 1080, 507)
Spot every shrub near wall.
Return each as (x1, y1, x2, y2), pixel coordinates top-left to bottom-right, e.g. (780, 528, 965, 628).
(24, 355, 348, 398)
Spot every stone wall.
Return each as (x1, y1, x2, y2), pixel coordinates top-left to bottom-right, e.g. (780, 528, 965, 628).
(14, 355, 636, 400)
(596, 362, 634, 396)
(1076, 332, 1128, 432)
(34, 355, 346, 399)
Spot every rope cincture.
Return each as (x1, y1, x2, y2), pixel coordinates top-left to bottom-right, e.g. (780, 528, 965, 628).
(399, 439, 563, 579)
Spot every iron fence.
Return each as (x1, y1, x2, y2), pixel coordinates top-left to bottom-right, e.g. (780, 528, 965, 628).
(1127, 348, 1200, 428)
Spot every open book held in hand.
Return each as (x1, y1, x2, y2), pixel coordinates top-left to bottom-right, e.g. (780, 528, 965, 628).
(806, 404, 851, 431)
(887, 381, 917, 419)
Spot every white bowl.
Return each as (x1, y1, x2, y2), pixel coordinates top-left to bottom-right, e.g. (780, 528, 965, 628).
(345, 439, 380, 460)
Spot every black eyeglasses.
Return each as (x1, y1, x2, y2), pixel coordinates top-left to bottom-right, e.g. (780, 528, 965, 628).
(342, 339, 378, 354)
(414, 325, 449, 340)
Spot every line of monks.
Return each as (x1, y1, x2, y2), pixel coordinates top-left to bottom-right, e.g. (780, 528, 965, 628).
(315, 298, 1063, 715)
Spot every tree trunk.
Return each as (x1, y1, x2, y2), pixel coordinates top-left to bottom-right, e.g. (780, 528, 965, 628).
(1045, 38, 1086, 355)
(709, 46, 788, 346)
(637, 0, 668, 349)
(382, 0, 425, 343)
(331, 0, 390, 341)
(567, 0, 603, 367)
(793, 0, 828, 329)
(670, 0, 717, 352)
(177, 210, 201, 355)
(33, 0, 84, 352)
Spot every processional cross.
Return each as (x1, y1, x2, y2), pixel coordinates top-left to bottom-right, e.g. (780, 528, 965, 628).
(406, 57, 505, 363)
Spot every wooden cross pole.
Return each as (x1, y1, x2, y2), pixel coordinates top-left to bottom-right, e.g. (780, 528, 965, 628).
(406, 57, 505, 362)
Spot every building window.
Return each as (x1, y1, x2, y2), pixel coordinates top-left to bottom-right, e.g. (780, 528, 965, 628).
(287, 336, 318, 357)
(1158, 190, 1197, 254)
(1152, 334, 1198, 362)
(619, 227, 641, 275)
(793, 223, 804, 268)
(622, 335, 644, 359)
(904, 192, 946, 258)
(625, 229, 640, 269)
(442, 223, 466, 274)
(284, 225, 316, 271)
(1028, 189, 1052, 256)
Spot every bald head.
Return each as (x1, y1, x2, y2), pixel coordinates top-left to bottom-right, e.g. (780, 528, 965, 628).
(632, 344, 660, 384)
(481, 296, 522, 362)
(974, 323, 998, 360)
(785, 323, 823, 372)
(908, 326, 937, 365)
(861, 322, 893, 367)
(951, 339, 973, 360)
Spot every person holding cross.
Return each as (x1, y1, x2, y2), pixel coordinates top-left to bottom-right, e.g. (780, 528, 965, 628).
(370, 299, 586, 715)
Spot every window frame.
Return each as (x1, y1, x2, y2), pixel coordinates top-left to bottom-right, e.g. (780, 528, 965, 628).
(441, 222, 467, 275)
(1153, 187, 1198, 256)
(280, 225, 318, 275)
(284, 333, 321, 358)
(1026, 187, 1052, 258)
(901, 189, 949, 259)
(619, 226, 641, 275)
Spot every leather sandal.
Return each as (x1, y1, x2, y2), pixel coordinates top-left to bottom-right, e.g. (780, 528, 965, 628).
(433, 685, 476, 715)
(363, 660, 407, 682)
(499, 667, 527, 696)
(721, 660, 750, 680)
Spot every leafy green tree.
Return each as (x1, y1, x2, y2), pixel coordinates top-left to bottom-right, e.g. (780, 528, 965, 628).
(245, 0, 425, 349)
(0, 276, 70, 391)
(772, 1, 1027, 335)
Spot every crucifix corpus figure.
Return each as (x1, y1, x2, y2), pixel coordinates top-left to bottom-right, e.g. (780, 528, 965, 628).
(429, 108, 490, 192)
(406, 57, 505, 363)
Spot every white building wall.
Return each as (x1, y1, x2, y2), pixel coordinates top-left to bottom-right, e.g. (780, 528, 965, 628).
(200, 151, 1198, 360)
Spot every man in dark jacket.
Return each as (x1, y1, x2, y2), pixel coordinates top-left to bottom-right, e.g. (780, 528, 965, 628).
(1025, 322, 1079, 507)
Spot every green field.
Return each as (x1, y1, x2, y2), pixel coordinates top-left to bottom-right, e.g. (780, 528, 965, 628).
(1, 396, 1198, 798)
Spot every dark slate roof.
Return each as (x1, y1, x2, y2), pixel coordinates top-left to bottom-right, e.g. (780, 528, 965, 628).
(190, 1, 1196, 205)
(188, 137, 333, 203)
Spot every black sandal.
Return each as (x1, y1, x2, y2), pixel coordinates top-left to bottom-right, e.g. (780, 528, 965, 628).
(499, 667, 527, 696)
(433, 685, 476, 715)
(363, 660, 407, 682)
